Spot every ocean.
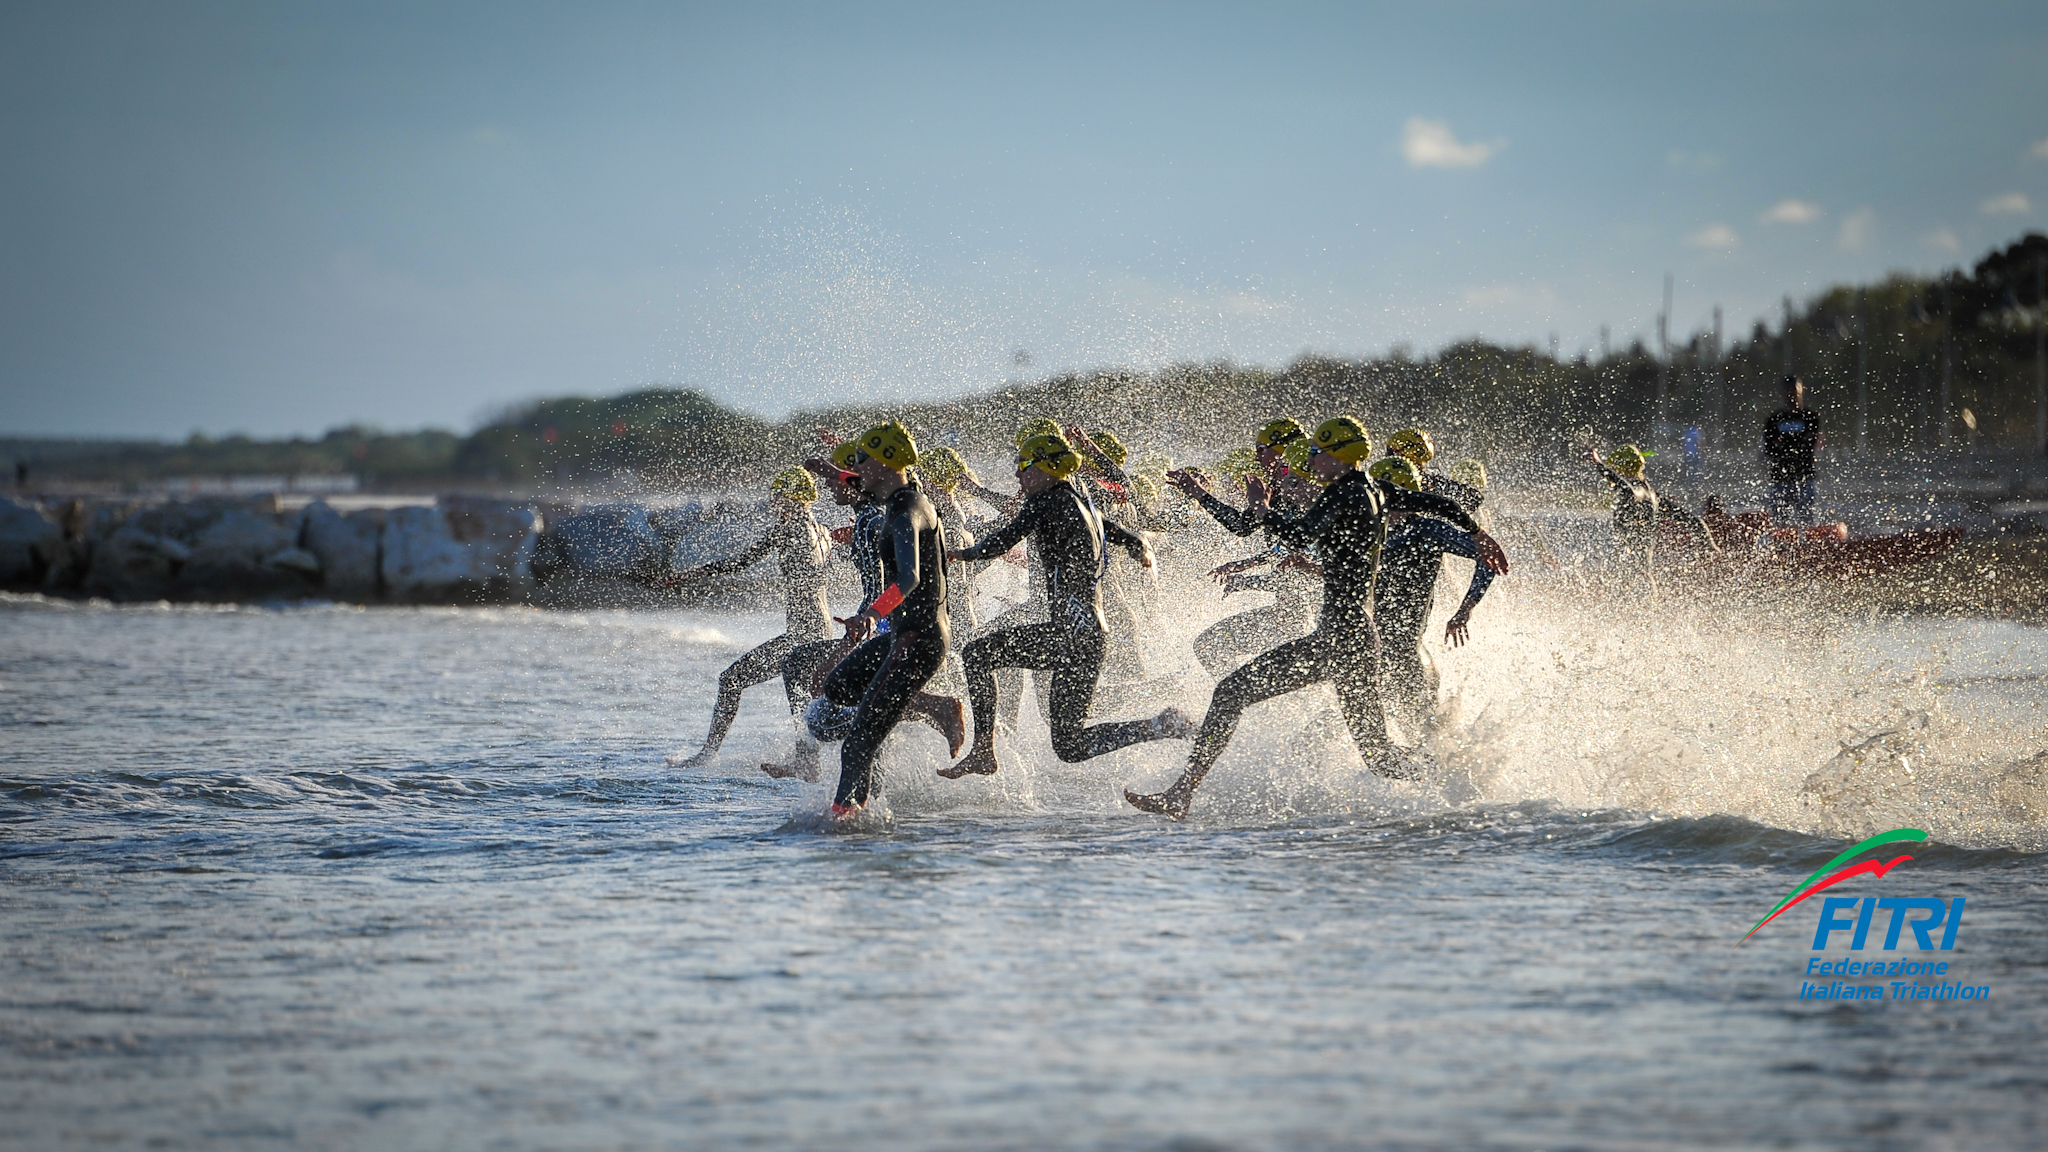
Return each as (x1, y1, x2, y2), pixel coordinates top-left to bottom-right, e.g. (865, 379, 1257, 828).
(3, 584, 2044, 1150)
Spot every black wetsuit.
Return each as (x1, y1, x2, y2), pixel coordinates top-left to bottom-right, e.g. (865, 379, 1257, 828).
(816, 481, 950, 808)
(953, 480, 1163, 763)
(1190, 479, 1319, 675)
(1185, 471, 1479, 779)
(682, 507, 834, 760)
(781, 499, 886, 706)
(1374, 515, 1498, 732)
(1594, 465, 1713, 581)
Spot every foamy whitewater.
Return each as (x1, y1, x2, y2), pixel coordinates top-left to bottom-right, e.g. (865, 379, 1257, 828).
(3, 563, 2045, 1148)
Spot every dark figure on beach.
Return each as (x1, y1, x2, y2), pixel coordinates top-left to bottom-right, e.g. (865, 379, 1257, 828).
(941, 433, 1196, 779)
(1127, 418, 1509, 820)
(805, 423, 963, 816)
(666, 468, 833, 770)
(1169, 418, 1322, 676)
(1364, 456, 1500, 738)
(1762, 376, 1823, 525)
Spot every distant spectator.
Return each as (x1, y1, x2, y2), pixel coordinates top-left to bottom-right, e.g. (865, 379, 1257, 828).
(1681, 425, 1703, 484)
(13, 460, 26, 489)
(1762, 376, 1823, 524)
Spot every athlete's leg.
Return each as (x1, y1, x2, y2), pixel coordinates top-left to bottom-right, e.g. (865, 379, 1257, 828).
(1332, 632, 1412, 778)
(1374, 618, 1429, 738)
(670, 632, 796, 767)
(1127, 633, 1331, 817)
(944, 623, 1063, 776)
(1044, 628, 1194, 763)
(1193, 606, 1282, 677)
(834, 630, 947, 809)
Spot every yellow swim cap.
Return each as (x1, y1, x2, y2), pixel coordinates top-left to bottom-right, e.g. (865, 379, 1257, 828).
(1281, 438, 1312, 472)
(1312, 417, 1374, 464)
(1387, 427, 1437, 466)
(1017, 433, 1080, 479)
(919, 445, 975, 492)
(1449, 458, 1489, 491)
(1257, 418, 1307, 450)
(859, 421, 918, 470)
(1091, 429, 1128, 466)
(1605, 445, 1647, 479)
(1368, 455, 1422, 492)
(1217, 446, 1262, 480)
(769, 467, 818, 504)
(1016, 417, 1062, 447)
(829, 441, 862, 472)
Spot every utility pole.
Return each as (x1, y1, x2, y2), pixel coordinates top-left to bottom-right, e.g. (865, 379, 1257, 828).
(1855, 288, 1868, 453)
(1656, 273, 1672, 441)
(1940, 278, 1953, 449)
(1782, 296, 1794, 379)
(1711, 304, 1724, 449)
(2036, 252, 2045, 456)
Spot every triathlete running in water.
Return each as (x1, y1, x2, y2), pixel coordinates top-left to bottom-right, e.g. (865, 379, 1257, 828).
(1385, 427, 1486, 515)
(665, 468, 833, 770)
(1364, 456, 1501, 738)
(805, 423, 962, 816)
(940, 433, 1197, 779)
(1584, 442, 1715, 588)
(1169, 418, 1322, 676)
(1127, 417, 1510, 819)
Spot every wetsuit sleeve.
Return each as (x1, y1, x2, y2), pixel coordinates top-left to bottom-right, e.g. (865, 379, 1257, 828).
(1260, 482, 1346, 550)
(1192, 489, 1260, 537)
(952, 491, 1042, 561)
(694, 527, 777, 578)
(1100, 517, 1149, 561)
(1406, 517, 1498, 605)
(1594, 463, 1630, 494)
(1383, 487, 1480, 534)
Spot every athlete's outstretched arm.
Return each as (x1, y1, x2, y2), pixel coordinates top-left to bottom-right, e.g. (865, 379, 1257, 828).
(1100, 518, 1155, 569)
(949, 492, 1043, 562)
(663, 528, 774, 585)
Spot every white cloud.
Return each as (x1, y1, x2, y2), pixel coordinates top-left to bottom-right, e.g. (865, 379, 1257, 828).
(1683, 223, 1739, 249)
(1981, 192, 2032, 216)
(1402, 118, 1502, 168)
(2031, 137, 2048, 160)
(1837, 207, 1877, 251)
(1760, 199, 1822, 225)
(1923, 226, 1959, 252)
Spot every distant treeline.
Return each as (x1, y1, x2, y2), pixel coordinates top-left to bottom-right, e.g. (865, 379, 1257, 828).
(13, 232, 2045, 492)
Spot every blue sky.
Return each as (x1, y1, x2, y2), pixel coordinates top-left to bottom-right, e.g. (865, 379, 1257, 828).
(3, 1, 2045, 438)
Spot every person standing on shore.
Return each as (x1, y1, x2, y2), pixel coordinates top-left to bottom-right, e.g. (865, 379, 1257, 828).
(1762, 376, 1824, 525)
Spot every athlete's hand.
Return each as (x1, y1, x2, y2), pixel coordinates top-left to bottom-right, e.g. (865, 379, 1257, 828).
(1243, 475, 1272, 513)
(843, 611, 877, 643)
(1472, 530, 1510, 575)
(1133, 543, 1156, 570)
(829, 525, 854, 545)
(1166, 468, 1211, 498)
(1445, 609, 1472, 648)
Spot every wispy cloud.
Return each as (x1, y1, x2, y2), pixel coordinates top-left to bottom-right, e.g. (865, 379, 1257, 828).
(1683, 223, 1739, 250)
(1402, 118, 1502, 168)
(2031, 137, 2048, 160)
(1922, 226, 1959, 252)
(1837, 208, 1877, 251)
(1760, 199, 1822, 225)
(1981, 192, 2032, 216)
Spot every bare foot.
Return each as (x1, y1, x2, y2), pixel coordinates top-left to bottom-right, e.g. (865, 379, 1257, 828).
(921, 694, 968, 757)
(937, 746, 999, 779)
(761, 759, 820, 782)
(666, 748, 714, 769)
(1150, 707, 1199, 740)
(1370, 750, 1422, 780)
(1124, 784, 1193, 819)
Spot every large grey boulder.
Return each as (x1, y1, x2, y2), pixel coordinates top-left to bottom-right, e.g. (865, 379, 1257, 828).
(545, 504, 661, 580)
(301, 501, 384, 599)
(380, 497, 540, 603)
(180, 506, 304, 598)
(0, 498, 61, 587)
(84, 526, 189, 600)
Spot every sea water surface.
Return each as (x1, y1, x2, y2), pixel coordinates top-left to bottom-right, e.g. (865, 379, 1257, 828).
(3, 592, 2045, 1150)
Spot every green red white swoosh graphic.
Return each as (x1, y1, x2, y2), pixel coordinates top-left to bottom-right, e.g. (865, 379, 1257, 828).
(1739, 828, 1929, 943)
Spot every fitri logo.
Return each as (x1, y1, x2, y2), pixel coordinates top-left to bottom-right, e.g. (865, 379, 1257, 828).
(1738, 828, 1989, 1003)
